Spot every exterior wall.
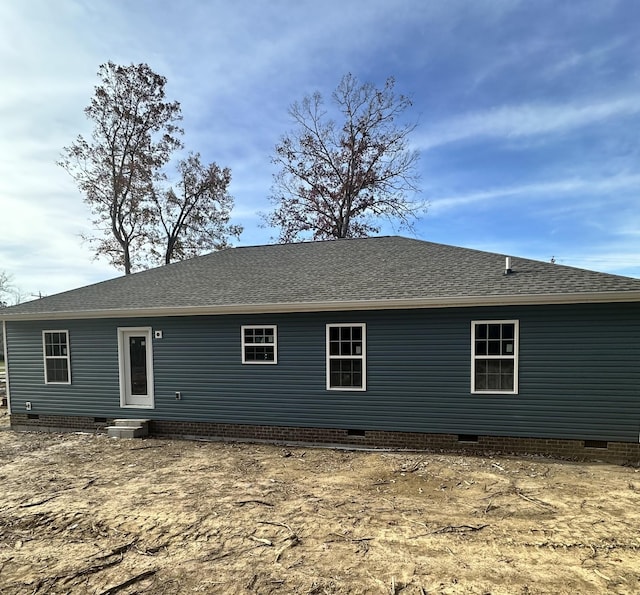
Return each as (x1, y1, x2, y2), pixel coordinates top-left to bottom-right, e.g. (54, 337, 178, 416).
(4, 302, 640, 445)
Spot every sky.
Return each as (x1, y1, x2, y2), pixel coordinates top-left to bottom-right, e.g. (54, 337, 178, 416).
(1, 0, 639, 299)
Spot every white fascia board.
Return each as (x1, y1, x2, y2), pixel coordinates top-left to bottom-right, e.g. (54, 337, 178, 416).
(1, 290, 640, 321)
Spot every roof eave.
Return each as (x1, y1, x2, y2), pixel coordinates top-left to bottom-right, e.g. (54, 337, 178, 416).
(1, 290, 639, 321)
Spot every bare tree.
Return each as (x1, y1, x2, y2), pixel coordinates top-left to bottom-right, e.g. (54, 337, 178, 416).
(59, 62, 183, 274)
(0, 271, 16, 308)
(0, 273, 39, 307)
(150, 153, 242, 265)
(265, 73, 423, 242)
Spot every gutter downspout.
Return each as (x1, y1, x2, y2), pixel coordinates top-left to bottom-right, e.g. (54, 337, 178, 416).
(2, 320, 10, 414)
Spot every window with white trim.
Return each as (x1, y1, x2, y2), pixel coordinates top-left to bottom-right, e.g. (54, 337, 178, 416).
(242, 325, 277, 364)
(43, 330, 71, 384)
(326, 323, 366, 390)
(471, 321, 518, 393)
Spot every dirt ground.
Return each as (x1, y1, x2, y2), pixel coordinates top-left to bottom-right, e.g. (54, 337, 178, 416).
(1, 409, 639, 595)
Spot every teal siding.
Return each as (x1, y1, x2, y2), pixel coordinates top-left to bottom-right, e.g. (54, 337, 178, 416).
(5, 303, 640, 442)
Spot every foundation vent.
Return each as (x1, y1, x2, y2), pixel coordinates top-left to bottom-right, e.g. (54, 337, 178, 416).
(584, 440, 608, 449)
(347, 429, 366, 438)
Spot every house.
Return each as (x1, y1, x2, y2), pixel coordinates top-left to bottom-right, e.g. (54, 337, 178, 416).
(2, 236, 639, 461)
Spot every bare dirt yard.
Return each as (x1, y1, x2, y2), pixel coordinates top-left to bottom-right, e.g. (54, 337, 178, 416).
(1, 409, 639, 595)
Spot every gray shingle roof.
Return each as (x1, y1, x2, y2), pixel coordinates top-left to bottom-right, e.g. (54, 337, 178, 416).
(2, 236, 640, 320)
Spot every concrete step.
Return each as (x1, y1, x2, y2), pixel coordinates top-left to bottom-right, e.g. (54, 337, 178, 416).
(106, 419, 150, 439)
(112, 418, 150, 428)
(107, 425, 146, 439)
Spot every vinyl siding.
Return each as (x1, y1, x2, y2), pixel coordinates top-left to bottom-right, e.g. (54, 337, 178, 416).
(5, 302, 640, 442)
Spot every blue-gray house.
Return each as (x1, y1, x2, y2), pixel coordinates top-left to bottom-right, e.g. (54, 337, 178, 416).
(2, 237, 639, 461)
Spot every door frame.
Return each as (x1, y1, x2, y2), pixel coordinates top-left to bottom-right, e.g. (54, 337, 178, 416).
(117, 326, 155, 409)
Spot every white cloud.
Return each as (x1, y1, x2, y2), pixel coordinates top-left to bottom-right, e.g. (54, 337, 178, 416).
(428, 174, 640, 213)
(452, 236, 640, 279)
(562, 252, 640, 275)
(542, 38, 627, 79)
(0, 196, 115, 297)
(418, 96, 640, 150)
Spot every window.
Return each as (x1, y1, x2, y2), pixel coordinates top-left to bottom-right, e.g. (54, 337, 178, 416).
(242, 326, 277, 364)
(43, 330, 71, 384)
(326, 324, 366, 390)
(471, 321, 518, 394)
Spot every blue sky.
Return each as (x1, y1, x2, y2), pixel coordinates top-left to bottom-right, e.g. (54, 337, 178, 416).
(1, 0, 639, 298)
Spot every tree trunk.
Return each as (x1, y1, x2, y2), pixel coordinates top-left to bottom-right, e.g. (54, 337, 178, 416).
(123, 246, 132, 275)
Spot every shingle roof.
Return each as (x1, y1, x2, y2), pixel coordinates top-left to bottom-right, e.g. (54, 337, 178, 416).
(2, 236, 640, 320)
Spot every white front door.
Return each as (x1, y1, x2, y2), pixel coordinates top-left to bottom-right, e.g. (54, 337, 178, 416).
(118, 327, 154, 408)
